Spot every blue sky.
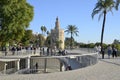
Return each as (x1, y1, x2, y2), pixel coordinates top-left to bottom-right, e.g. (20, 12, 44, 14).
(27, 0, 120, 44)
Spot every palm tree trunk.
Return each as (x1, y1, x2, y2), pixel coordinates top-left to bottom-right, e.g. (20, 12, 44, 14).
(70, 32, 72, 49)
(101, 11, 106, 59)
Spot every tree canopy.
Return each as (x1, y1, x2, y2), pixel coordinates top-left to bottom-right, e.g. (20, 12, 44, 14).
(21, 30, 33, 46)
(41, 25, 47, 36)
(0, 0, 34, 46)
(65, 25, 79, 48)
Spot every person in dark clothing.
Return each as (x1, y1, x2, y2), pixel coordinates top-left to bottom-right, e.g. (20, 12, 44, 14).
(35, 62, 38, 72)
(43, 48, 45, 55)
(58, 50, 62, 55)
(112, 45, 117, 58)
(35, 62, 38, 69)
(47, 47, 49, 56)
(66, 65, 72, 70)
(12, 47, 16, 55)
(101, 48, 105, 59)
(5, 47, 7, 56)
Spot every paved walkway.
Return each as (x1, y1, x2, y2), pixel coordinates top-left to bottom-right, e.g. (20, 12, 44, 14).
(0, 55, 120, 80)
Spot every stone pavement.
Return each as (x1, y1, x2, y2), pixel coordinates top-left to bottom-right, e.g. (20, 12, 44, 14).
(0, 55, 120, 80)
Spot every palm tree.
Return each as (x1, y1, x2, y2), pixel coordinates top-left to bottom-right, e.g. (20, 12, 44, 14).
(41, 26, 47, 36)
(43, 26, 47, 35)
(92, 0, 115, 59)
(41, 26, 44, 35)
(65, 25, 79, 49)
(46, 31, 49, 36)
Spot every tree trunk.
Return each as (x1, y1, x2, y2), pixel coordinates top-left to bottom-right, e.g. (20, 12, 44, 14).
(101, 11, 106, 59)
(70, 32, 72, 49)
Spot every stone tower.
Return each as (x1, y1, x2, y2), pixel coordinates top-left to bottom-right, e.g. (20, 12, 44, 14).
(55, 17, 60, 30)
(51, 17, 64, 49)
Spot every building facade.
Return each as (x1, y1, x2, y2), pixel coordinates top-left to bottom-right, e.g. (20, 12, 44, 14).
(51, 17, 64, 49)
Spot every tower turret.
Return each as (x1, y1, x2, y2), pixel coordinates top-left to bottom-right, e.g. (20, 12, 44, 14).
(55, 16, 60, 30)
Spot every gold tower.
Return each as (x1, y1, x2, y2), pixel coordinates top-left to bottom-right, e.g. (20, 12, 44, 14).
(51, 17, 64, 49)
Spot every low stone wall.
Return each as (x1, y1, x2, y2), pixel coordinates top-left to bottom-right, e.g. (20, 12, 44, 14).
(17, 52, 98, 74)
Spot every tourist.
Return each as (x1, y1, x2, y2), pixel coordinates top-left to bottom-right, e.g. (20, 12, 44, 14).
(101, 47, 105, 59)
(35, 62, 38, 72)
(66, 64, 72, 70)
(43, 47, 45, 55)
(47, 47, 49, 56)
(98, 45, 101, 55)
(58, 49, 62, 55)
(107, 45, 112, 59)
(62, 50, 67, 55)
(5, 47, 8, 56)
(94, 45, 98, 52)
(112, 45, 117, 58)
(12, 46, 16, 55)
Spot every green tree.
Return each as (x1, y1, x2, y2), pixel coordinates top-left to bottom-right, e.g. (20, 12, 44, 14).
(43, 26, 47, 35)
(0, 0, 34, 46)
(44, 31, 50, 47)
(41, 25, 47, 36)
(65, 25, 79, 49)
(114, 44, 120, 50)
(92, 0, 115, 58)
(41, 26, 44, 35)
(38, 34, 45, 47)
(113, 39, 120, 44)
(45, 36, 51, 47)
(21, 30, 33, 46)
(65, 37, 71, 48)
(56, 39, 62, 49)
(46, 31, 49, 36)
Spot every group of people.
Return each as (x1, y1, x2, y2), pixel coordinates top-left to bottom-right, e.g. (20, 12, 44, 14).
(58, 49, 67, 56)
(107, 45, 117, 59)
(94, 45, 118, 59)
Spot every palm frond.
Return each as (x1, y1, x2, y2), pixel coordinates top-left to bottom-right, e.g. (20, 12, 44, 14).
(95, 0, 103, 8)
(65, 25, 79, 36)
(98, 12, 104, 21)
(92, 0, 115, 19)
(92, 9, 101, 19)
(115, 0, 120, 10)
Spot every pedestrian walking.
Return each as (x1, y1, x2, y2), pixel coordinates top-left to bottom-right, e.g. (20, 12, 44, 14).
(94, 45, 98, 52)
(112, 45, 117, 58)
(47, 47, 49, 56)
(98, 45, 101, 55)
(107, 45, 112, 59)
(34, 47, 36, 54)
